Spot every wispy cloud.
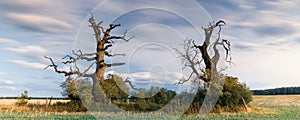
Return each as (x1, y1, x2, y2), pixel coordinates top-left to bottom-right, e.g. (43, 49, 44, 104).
(0, 86, 18, 91)
(5, 13, 73, 33)
(264, 0, 298, 8)
(6, 45, 47, 55)
(0, 80, 14, 85)
(253, 25, 296, 37)
(0, 72, 6, 76)
(108, 71, 183, 85)
(7, 60, 46, 70)
(0, 38, 19, 44)
(228, 0, 256, 10)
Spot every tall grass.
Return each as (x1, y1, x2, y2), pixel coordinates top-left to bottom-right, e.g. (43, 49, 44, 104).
(1, 95, 300, 119)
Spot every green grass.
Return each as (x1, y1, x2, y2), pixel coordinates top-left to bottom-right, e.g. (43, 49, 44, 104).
(0, 113, 96, 120)
(1, 108, 299, 120)
(2, 95, 300, 119)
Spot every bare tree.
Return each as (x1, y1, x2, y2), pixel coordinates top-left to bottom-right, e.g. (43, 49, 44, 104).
(45, 14, 134, 102)
(175, 20, 231, 88)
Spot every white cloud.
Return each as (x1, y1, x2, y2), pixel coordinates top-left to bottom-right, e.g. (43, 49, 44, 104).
(0, 72, 6, 76)
(0, 86, 18, 91)
(0, 38, 19, 44)
(265, 0, 298, 8)
(111, 71, 184, 85)
(6, 45, 47, 55)
(228, 0, 256, 10)
(0, 80, 14, 85)
(6, 13, 74, 33)
(7, 60, 46, 70)
(233, 41, 261, 51)
(0, 0, 54, 7)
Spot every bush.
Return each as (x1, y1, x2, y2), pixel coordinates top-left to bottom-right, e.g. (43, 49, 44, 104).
(216, 76, 253, 112)
(15, 91, 29, 106)
(185, 76, 253, 114)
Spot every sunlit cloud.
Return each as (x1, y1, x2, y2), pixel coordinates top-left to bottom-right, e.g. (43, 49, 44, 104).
(0, 80, 14, 85)
(0, 86, 19, 91)
(7, 60, 46, 70)
(6, 45, 47, 55)
(5, 13, 73, 33)
(264, 0, 299, 8)
(0, 38, 19, 44)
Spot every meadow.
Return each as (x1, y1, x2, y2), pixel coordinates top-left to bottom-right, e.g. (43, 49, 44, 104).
(1, 95, 300, 119)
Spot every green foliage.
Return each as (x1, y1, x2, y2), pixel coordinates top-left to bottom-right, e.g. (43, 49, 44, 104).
(60, 77, 80, 100)
(126, 87, 176, 112)
(186, 76, 253, 113)
(15, 90, 29, 106)
(53, 100, 87, 112)
(101, 74, 130, 103)
(59, 74, 252, 113)
(59, 77, 91, 112)
(253, 87, 300, 95)
(216, 76, 253, 112)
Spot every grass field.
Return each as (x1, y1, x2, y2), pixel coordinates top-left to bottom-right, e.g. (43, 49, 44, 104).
(1, 95, 300, 119)
(0, 99, 70, 105)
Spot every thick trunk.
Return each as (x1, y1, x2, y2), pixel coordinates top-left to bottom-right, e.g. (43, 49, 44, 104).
(92, 40, 106, 102)
(199, 43, 212, 83)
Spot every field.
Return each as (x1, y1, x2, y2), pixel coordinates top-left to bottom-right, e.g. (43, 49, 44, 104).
(1, 95, 300, 119)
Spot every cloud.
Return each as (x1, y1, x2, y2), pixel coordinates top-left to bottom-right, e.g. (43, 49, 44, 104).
(0, 0, 55, 8)
(0, 38, 19, 44)
(0, 80, 14, 85)
(5, 13, 73, 33)
(295, 38, 300, 44)
(0, 72, 6, 76)
(227, 0, 256, 10)
(110, 71, 183, 85)
(105, 71, 191, 93)
(7, 60, 46, 70)
(0, 86, 18, 91)
(6, 45, 47, 55)
(253, 25, 296, 37)
(264, 0, 298, 8)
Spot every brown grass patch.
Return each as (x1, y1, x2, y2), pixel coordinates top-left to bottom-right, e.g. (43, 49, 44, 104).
(250, 95, 300, 106)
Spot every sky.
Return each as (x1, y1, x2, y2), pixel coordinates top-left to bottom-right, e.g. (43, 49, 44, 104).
(0, 0, 300, 97)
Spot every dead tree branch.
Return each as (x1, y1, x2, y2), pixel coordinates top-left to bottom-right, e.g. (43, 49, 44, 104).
(174, 20, 232, 88)
(45, 14, 136, 102)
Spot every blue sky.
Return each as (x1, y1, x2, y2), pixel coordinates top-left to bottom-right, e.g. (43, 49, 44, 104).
(0, 0, 300, 97)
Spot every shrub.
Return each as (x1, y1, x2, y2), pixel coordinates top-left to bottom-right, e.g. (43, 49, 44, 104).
(185, 76, 253, 114)
(15, 91, 29, 106)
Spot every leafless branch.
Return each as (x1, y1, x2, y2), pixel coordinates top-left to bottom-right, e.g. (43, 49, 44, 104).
(106, 63, 125, 67)
(175, 72, 194, 85)
(44, 56, 78, 77)
(72, 50, 97, 62)
(124, 77, 138, 90)
(105, 51, 126, 57)
(108, 30, 134, 42)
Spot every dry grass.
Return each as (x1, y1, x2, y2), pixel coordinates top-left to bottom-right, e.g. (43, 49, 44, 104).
(250, 95, 300, 106)
(2, 95, 300, 114)
(0, 99, 70, 113)
(0, 99, 70, 105)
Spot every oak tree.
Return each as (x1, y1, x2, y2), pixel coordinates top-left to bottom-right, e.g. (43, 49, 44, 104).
(45, 14, 134, 102)
(175, 20, 231, 88)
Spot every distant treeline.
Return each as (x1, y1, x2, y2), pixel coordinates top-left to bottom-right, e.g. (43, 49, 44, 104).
(252, 87, 300, 95)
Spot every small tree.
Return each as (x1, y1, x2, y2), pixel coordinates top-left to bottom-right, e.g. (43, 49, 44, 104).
(16, 90, 28, 106)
